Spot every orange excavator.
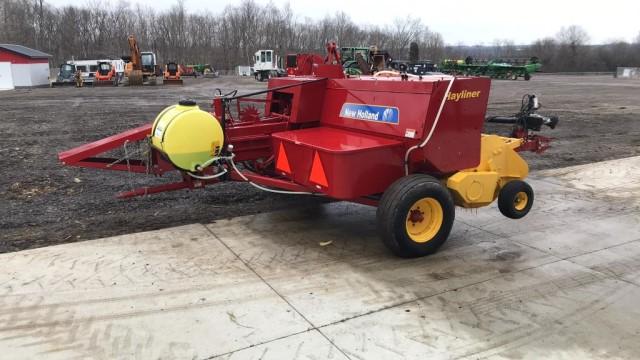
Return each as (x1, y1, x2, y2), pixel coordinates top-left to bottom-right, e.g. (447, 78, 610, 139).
(123, 35, 160, 85)
(163, 62, 183, 85)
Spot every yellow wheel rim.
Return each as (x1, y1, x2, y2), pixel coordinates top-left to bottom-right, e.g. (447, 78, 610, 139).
(514, 191, 529, 211)
(405, 197, 444, 243)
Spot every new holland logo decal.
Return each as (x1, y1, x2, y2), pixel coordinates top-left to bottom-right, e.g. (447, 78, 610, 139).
(339, 103, 399, 124)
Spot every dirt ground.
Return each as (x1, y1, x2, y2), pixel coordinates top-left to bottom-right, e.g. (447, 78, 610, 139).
(1, 74, 638, 252)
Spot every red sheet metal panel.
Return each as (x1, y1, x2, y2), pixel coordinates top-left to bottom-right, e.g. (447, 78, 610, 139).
(266, 77, 326, 123)
(318, 76, 490, 174)
(272, 127, 404, 199)
(417, 77, 490, 173)
(321, 77, 435, 139)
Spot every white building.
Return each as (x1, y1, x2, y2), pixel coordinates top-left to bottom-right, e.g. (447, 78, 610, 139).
(0, 44, 52, 89)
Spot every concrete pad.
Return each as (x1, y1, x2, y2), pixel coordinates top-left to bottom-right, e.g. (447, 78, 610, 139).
(504, 212, 639, 258)
(0, 224, 311, 359)
(322, 261, 640, 359)
(322, 260, 640, 359)
(206, 206, 557, 327)
(213, 330, 348, 360)
(570, 239, 640, 287)
(537, 156, 640, 195)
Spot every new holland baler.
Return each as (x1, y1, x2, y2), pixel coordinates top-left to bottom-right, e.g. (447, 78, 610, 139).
(59, 63, 552, 257)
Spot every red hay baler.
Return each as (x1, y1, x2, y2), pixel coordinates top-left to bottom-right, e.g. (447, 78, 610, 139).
(59, 64, 555, 257)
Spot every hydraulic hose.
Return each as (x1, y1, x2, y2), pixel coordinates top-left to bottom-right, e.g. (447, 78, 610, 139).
(227, 154, 319, 195)
(187, 154, 315, 195)
(403, 76, 456, 175)
(187, 168, 228, 180)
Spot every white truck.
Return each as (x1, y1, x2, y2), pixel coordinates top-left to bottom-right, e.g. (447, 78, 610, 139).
(237, 65, 253, 76)
(253, 50, 285, 81)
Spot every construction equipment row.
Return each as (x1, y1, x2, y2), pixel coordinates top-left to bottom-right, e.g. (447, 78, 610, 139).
(51, 34, 220, 87)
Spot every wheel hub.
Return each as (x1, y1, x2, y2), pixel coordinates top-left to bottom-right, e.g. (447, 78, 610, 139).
(405, 197, 444, 243)
(408, 209, 424, 223)
(514, 191, 529, 211)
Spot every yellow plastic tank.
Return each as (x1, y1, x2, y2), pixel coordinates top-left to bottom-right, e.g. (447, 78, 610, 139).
(151, 100, 224, 172)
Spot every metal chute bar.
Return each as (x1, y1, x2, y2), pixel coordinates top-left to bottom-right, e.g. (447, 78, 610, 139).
(485, 94, 559, 153)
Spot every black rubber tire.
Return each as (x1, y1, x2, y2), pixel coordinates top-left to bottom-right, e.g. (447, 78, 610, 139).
(524, 73, 531, 81)
(498, 180, 534, 219)
(377, 174, 455, 258)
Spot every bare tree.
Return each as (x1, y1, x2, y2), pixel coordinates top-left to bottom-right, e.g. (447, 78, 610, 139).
(421, 30, 444, 62)
(530, 37, 558, 70)
(556, 25, 590, 70)
(409, 42, 419, 62)
(388, 17, 423, 59)
(557, 25, 590, 46)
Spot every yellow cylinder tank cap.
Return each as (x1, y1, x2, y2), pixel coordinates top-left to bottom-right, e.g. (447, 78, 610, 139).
(179, 99, 197, 106)
(150, 102, 224, 172)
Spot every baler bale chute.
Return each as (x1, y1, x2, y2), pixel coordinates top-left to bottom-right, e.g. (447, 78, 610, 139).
(58, 52, 557, 258)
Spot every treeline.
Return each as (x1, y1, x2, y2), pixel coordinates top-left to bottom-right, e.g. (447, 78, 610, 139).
(1, 0, 639, 72)
(0, 0, 444, 70)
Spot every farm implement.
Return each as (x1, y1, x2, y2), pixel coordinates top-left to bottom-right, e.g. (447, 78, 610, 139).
(58, 57, 557, 257)
(185, 64, 218, 78)
(441, 57, 542, 80)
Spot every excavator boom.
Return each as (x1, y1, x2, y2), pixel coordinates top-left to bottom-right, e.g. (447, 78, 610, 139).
(127, 34, 144, 85)
(128, 35, 142, 71)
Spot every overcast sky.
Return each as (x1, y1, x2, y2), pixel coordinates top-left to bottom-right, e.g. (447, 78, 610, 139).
(46, 0, 640, 45)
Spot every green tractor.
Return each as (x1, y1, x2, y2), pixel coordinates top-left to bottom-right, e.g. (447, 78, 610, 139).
(340, 47, 370, 75)
(340, 46, 391, 75)
(187, 64, 219, 78)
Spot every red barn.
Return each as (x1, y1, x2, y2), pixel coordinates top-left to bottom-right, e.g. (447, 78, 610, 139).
(0, 44, 52, 89)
